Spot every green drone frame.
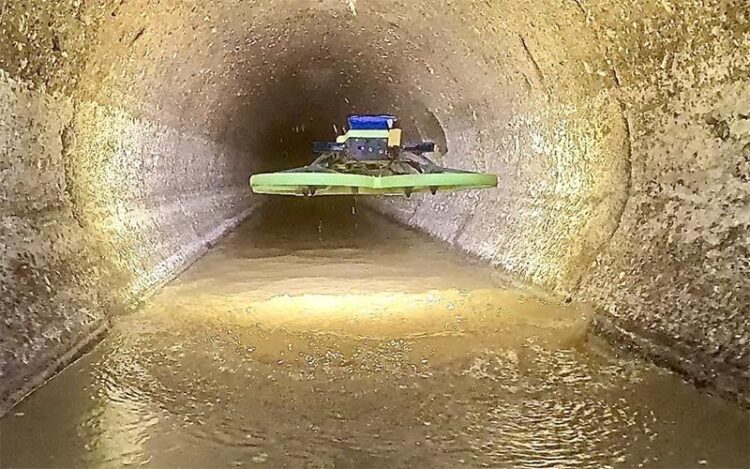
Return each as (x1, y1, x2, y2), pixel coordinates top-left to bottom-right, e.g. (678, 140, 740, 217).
(250, 171, 498, 196)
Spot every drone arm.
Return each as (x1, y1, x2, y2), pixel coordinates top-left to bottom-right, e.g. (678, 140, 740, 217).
(312, 141, 346, 153)
(402, 142, 435, 154)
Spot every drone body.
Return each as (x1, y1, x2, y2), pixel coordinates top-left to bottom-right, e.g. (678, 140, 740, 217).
(250, 114, 497, 196)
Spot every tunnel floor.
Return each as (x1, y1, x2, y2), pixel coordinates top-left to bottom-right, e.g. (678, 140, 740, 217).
(1, 201, 748, 468)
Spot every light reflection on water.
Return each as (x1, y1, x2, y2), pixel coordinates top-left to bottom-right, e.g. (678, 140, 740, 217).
(1, 201, 748, 468)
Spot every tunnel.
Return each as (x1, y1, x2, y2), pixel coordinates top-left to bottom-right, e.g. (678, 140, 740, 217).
(1, 0, 749, 466)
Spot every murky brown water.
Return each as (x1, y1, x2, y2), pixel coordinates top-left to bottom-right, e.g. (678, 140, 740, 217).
(1, 200, 748, 468)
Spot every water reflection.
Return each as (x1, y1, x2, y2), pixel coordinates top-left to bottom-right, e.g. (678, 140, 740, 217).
(1, 200, 748, 468)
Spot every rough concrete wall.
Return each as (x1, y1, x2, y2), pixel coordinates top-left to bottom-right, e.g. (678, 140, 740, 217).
(368, 0, 632, 292)
(66, 100, 255, 305)
(373, 0, 750, 404)
(0, 3, 255, 415)
(0, 74, 107, 415)
(577, 0, 750, 404)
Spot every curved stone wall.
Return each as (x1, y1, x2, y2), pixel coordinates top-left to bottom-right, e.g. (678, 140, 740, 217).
(0, 0, 747, 413)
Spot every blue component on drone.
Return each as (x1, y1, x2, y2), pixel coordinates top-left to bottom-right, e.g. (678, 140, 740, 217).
(347, 114, 397, 130)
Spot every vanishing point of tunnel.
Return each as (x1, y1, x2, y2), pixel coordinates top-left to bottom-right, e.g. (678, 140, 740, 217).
(0, 1, 748, 468)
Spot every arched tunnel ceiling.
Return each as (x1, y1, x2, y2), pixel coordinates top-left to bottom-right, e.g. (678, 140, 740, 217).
(0, 0, 748, 413)
(66, 0, 632, 286)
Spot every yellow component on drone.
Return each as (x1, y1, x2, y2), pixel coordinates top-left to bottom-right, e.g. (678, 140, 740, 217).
(388, 128, 402, 147)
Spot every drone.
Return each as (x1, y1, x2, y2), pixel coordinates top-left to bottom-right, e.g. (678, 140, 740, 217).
(249, 114, 497, 196)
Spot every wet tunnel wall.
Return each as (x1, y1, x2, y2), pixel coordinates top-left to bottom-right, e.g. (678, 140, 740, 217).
(0, 0, 747, 413)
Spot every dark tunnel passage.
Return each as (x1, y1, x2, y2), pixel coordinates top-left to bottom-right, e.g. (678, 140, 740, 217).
(230, 25, 450, 173)
(0, 0, 749, 466)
